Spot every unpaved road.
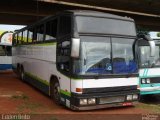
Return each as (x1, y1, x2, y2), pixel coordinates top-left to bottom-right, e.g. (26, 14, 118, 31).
(0, 71, 159, 120)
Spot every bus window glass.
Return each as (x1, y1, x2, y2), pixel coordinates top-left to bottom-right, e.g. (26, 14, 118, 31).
(28, 29, 33, 43)
(37, 25, 44, 41)
(59, 16, 71, 37)
(112, 38, 137, 74)
(6, 46, 12, 56)
(18, 32, 22, 44)
(139, 45, 160, 67)
(45, 19, 57, 41)
(13, 34, 18, 45)
(32, 29, 37, 43)
(57, 40, 71, 72)
(73, 36, 111, 75)
(0, 46, 5, 56)
(23, 30, 28, 43)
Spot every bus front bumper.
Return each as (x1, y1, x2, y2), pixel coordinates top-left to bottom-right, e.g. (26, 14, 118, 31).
(139, 86, 160, 92)
(70, 90, 139, 110)
(139, 86, 160, 95)
(71, 101, 138, 111)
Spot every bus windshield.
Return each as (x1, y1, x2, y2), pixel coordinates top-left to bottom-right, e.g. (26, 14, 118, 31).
(73, 36, 137, 75)
(139, 44, 160, 68)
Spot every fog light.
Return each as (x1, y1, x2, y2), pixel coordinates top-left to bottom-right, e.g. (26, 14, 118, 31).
(127, 95, 132, 101)
(80, 99, 87, 105)
(88, 98, 96, 104)
(133, 94, 138, 100)
(146, 79, 150, 84)
(142, 79, 146, 84)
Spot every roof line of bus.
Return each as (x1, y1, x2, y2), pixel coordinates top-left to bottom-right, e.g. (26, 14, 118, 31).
(14, 10, 134, 33)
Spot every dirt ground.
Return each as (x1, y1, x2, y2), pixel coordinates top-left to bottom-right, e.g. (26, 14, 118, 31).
(0, 71, 159, 120)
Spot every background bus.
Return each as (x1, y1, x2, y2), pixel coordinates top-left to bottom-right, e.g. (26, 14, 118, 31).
(12, 10, 139, 110)
(136, 36, 160, 95)
(0, 31, 13, 70)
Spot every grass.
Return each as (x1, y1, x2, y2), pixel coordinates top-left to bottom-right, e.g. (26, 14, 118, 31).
(137, 103, 160, 113)
(11, 93, 43, 113)
(11, 94, 29, 100)
(17, 101, 43, 113)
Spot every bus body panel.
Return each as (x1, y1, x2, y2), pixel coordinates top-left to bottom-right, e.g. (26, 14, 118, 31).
(140, 68, 160, 77)
(139, 68, 160, 95)
(0, 56, 12, 70)
(71, 77, 138, 93)
(12, 44, 71, 95)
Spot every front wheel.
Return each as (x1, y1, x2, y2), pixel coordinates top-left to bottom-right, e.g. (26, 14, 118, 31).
(51, 80, 61, 105)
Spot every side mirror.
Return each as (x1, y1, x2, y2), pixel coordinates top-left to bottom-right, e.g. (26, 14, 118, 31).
(71, 38, 80, 58)
(149, 41, 156, 57)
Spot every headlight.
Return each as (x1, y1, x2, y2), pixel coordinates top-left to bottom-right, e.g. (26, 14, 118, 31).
(88, 98, 96, 104)
(133, 94, 138, 100)
(146, 79, 150, 84)
(80, 99, 87, 105)
(127, 95, 132, 101)
(141, 79, 146, 84)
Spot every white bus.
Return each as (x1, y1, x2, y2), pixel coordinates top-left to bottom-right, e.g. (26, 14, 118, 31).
(135, 35, 160, 95)
(0, 31, 13, 71)
(12, 10, 139, 110)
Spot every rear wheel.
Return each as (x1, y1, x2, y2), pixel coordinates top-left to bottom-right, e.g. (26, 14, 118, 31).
(50, 79, 61, 105)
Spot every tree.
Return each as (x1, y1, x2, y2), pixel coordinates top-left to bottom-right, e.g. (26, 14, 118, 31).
(157, 32, 160, 37)
(136, 26, 150, 36)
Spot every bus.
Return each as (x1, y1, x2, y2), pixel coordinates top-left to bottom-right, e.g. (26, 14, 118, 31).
(135, 36, 160, 95)
(12, 10, 139, 110)
(0, 31, 13, 70)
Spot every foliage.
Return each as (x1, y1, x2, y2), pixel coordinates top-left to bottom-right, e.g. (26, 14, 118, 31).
(136, 26, 150, 36)
(157, 32, 160, 37)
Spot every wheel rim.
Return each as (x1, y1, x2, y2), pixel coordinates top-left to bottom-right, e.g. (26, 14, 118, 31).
(54, 83, 60, 101)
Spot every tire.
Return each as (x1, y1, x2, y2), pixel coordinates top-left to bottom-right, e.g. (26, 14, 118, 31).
(50, 80, 61, 105)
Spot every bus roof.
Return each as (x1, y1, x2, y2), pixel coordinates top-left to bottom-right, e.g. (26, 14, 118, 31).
(15, 10, 134, 33)
(66, 10, 134, 22)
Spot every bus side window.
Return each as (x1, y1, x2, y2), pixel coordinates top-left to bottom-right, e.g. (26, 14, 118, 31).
(58, 16, 71, 37)
(13, 34, 17, 45)
(6, 46, 12, 56)
(28, 29, 34, 43)
(33, 28, 37, 43)
(0, 46, 5, 56)
(37, 24, 44, 42)
(18, 32, 22, 44)
(45, 19, 57, 41)
(22, 30, 28, 44)
(57, 40, 71, 72)
(57, 15, 71, 73)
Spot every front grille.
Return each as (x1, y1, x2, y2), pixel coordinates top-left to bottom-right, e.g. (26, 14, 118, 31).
(150, 77, 160, 83)
(83, 85, 137, 94)
(99, 96, 125, 104)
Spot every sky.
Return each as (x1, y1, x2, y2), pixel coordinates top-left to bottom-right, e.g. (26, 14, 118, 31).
(0, 24, 160, 39)
(149, 32, 160, 39)
(0, 24, 25, 32)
